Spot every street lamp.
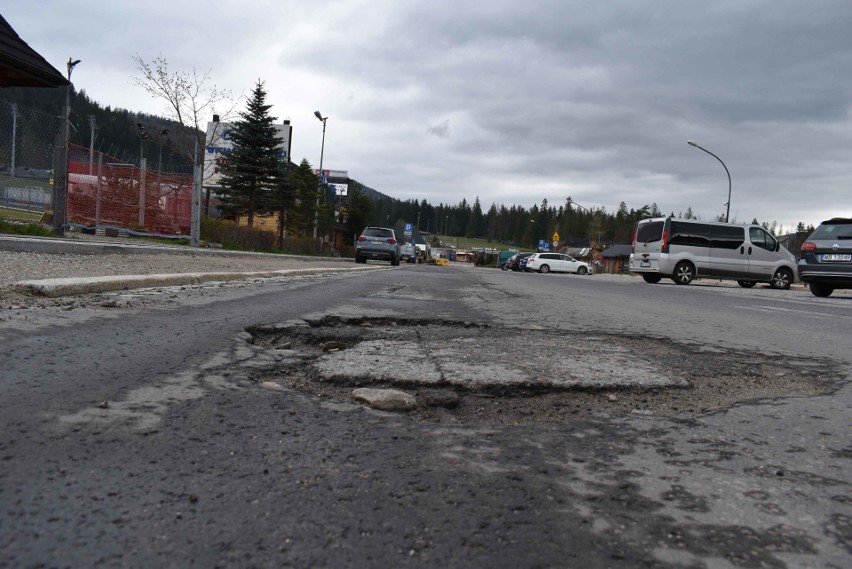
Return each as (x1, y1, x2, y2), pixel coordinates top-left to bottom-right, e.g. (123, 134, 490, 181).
(156, 128, 169, 171)
(687, 140, 732, 223)
(135, 122, 149, 167)
(566, 197, 590, 214)
(313, 111, 328, 239)
(57, 58, 81, 236)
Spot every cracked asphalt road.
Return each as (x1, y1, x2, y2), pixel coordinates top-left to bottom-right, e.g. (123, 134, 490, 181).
(1, 264, 850, 568)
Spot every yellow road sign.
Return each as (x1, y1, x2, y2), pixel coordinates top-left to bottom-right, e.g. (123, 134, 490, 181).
(552, 231, 560, 242)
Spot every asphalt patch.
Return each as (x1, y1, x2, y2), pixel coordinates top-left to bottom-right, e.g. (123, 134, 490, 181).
(248, 316, 838, 425)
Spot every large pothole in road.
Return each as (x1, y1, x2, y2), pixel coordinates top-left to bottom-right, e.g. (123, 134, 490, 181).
(247, 316, 836, 425)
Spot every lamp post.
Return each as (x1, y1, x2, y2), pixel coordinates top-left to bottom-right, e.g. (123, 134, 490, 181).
(687, 140, 732, 223)
(313, 111, 328, 239)
(135, 122, 148, 167)
(156, 128, 169, 171)
(57, 57, 81, 236)
(566, 197, 599, 256)
(566, 197, 590, 214)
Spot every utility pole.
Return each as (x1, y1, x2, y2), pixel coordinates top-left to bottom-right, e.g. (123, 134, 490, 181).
(87, 115, 97, 175)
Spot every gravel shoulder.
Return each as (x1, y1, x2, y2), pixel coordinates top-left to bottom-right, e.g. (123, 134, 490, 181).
(0, 249, 348, 288)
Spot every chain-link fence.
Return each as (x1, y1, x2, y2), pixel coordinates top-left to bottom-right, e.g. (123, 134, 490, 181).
(1, 98, 193, 237)
(0, 100, 63, 223)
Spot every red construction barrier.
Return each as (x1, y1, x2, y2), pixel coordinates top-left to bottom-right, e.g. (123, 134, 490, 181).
(67, 145, 192, 236)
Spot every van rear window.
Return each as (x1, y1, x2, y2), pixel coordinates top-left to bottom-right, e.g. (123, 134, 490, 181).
(636, 221, 664, 243)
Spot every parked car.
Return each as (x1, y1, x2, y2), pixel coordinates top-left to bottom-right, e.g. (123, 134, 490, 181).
(798, 217, 852, 297)
(525, 253, 592, 274)
(399, 244, 417, 263)
(498, 250, 518, 270)
(355, 226, 400, 265)
(506, 252, 534, 271)
(629, 217, 796, 289)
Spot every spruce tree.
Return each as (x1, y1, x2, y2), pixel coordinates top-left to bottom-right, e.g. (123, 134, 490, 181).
(290, 159, 321, 237)
(217, 80, 283, 226)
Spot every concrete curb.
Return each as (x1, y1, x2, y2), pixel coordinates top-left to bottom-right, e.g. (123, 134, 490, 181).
(11, 267, 379, 298)
(0, 235, 351, 263)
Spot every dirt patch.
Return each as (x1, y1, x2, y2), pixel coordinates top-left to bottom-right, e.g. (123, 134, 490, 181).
(249, 316, 839, 425)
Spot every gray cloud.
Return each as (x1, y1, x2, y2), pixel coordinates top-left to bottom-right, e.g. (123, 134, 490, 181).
(427, 120, 450, 138)
(5, 0, 852, 229)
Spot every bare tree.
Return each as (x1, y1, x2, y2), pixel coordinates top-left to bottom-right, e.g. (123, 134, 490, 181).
(132, 55, 240, 167)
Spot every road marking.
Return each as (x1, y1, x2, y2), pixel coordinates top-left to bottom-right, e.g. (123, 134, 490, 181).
(733, 305, 850, 320)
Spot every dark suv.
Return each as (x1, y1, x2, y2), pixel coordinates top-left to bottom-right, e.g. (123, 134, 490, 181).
(798, 217, 852, 297)
(355, 226, 400, 265)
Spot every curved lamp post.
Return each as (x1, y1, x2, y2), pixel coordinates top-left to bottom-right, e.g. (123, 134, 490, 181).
(566, 197, 590, 214)
(313, 111, 328, 239)
(58, 58, 81, 236)
(687, 140, 731, 223)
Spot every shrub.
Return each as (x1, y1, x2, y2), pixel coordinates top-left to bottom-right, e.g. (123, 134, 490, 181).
(0, 219, 53, 237)
(201, 218, 276, 251)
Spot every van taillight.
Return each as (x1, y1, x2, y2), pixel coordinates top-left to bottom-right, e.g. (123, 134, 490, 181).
(801, 242, 816, 252)
(661, 229, 668, 249)
(632, 230, 637, 252)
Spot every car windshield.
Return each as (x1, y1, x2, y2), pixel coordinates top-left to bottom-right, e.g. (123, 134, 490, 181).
(811, 221, 852, 240)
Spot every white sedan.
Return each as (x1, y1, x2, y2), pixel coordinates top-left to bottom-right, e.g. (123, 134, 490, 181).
(525, 253, 592, 275)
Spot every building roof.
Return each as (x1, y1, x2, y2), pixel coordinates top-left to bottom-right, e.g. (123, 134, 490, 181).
(0, 15, 69, 87)
(599, 244, 634, 258)
(563, 247, 591, 258)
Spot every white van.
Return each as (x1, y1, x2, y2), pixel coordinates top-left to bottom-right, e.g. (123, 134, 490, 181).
(629, 217, 796, 289)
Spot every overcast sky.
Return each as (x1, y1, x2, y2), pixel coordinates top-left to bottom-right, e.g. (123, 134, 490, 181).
(6, 0, 852, 230)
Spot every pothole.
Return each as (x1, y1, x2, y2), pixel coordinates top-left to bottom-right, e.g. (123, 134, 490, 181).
(247, 316, 837, 425)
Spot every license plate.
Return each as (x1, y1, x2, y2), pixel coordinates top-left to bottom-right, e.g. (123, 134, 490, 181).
(821, 254, 852, 262)
(640, 261, 650, 267)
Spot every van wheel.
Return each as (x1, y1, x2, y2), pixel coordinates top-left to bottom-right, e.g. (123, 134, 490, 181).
(642, 274, 662, 284)
(809, 282, 833, 297)
(538, 265, 550, 274)
(770, 268, 793, 290)
(737, 280, 756, 288)
(577, 266, 588, 275)
(672, 261, 695, 285)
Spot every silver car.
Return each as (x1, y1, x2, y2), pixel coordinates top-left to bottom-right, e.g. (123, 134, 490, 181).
(630, 217, 796, 289)
(798, 217, 852, 297)
(355, 226, 400, 265)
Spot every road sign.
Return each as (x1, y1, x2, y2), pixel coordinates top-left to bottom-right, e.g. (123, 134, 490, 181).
(329, 183, 348, 196)
(404, 223, 413, 237)
(538, 240, 549, 251)
(552, 231, 560, 242)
